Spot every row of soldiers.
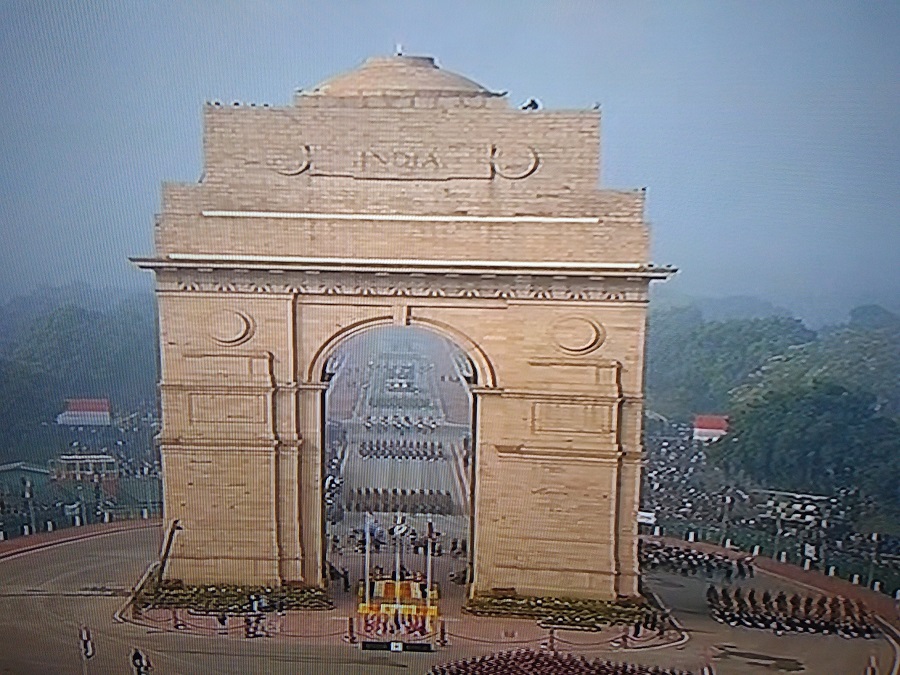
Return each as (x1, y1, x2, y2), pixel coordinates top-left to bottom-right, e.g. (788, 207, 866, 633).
(707, 585, 880, 638)
(427, 649, 696, 675)
(358, 438, 446, 461)
(640, 540, 754, 580)
(364, 414, 440, 432)
(346, 488, 455, 515)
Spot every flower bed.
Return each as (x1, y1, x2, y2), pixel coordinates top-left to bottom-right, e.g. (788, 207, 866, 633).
(463, 592, 654, 631)
(134, 579, 334, 613)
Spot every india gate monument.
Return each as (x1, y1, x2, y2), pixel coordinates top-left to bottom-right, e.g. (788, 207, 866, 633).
(134, 55, 673, 602)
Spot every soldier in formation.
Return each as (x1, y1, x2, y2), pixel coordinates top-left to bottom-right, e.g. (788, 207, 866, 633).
(640, 540, 753, 580)
(707, 585, 879, 638)
(347, 487, 453, 515)
(358, 438, 446, 461)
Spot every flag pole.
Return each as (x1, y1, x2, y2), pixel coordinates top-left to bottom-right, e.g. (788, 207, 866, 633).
(364, 513, 372, 609)
(394, 517, 401, 608)
(425, 519, 434, 631)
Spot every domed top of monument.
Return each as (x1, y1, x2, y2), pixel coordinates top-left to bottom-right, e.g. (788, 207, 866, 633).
(306, 55, 500, 98)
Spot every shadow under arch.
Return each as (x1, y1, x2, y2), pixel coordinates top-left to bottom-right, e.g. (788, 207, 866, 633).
(306, 316, 498, 389)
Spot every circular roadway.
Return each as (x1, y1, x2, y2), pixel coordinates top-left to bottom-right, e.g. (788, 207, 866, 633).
(0, 526, 895, 674)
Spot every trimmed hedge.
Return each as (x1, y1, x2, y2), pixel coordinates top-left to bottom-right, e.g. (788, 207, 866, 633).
(463, 592, 656, 631)
(134, 580, 334, 613)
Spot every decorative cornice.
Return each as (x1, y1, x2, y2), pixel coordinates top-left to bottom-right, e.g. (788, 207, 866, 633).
(153, 273, 649, 303)
(133, 253, 675, 279)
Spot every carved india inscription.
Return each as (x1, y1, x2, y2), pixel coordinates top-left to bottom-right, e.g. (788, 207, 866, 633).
(263, 142, 539, 180)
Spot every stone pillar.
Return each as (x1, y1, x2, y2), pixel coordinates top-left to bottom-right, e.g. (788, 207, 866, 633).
(297, 386, 325, 586)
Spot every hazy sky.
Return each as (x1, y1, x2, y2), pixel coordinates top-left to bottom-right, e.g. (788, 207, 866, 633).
(1, 2, 897, 324)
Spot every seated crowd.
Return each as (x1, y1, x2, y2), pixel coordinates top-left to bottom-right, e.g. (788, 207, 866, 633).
(428, 649, 695, 675)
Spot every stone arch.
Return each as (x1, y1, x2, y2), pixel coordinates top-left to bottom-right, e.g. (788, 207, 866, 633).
(307, 315, 498, 389)
(313, 315, 485, 594)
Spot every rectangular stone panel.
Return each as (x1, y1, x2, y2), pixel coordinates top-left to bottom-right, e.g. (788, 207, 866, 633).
(188, 393, 268, 424)
(493, 540, 610, 573)
(532, 401, 613, 434)
(526, 359, 622, 394)
(183, 352, 273, 384)
(309, 143, 493, 180)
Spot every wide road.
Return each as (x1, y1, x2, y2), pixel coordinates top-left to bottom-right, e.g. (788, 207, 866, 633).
(0, 526, 435, 674)
(645, 570, 896, 674)
(0, 526, 895, 674)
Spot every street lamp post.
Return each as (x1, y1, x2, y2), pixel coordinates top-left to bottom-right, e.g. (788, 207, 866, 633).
(22, 478, 36, 533)
(866, 532, 879, 588)
(719, 493, 733, 547)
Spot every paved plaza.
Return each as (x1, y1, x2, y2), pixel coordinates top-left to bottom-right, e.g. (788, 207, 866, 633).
(0, 524, 895, 674)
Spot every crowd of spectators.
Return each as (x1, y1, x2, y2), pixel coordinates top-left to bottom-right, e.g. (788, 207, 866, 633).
(427, 649, 696, 675)
(707, 585, 880, 638)
(641, 426, 750, 531)
(642, 420, 898, 594)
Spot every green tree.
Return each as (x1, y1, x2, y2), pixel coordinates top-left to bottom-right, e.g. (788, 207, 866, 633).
(646, 306, 816, 420)
(714, 381, 900, 512)
(733, 318, 900, 420)
(13, 301, 157, 410)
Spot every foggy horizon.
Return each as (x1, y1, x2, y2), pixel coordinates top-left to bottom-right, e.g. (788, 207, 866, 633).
(1, 2, 898, 326)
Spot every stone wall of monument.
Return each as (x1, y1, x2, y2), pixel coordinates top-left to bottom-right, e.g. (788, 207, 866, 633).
(155, 102, 648, 264)
(142, 57, 669, 597)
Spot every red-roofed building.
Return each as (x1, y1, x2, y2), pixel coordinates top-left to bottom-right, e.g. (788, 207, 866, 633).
(693, 414, 728, 442)
(56, 399, 112, 426)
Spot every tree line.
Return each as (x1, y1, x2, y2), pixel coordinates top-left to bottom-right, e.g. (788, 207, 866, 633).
(1, 285, 897, 521)
(646, 301, 900, 524)
(0, 285, 157, 463)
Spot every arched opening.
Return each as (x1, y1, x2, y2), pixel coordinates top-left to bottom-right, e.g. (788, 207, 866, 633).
(319, 325, 477, 634)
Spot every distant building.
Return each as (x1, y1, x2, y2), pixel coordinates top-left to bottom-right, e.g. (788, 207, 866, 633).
(0, 462, 51, 496)
(693, 414, 728, 442)
(56, 399, 112, 426)
(49, 454, 119, 481)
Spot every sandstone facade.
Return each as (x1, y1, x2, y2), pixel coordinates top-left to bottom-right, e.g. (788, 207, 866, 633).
(134, 55, 674, 600)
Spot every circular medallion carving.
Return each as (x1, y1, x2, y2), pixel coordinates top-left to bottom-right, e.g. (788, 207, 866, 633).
(267, 144, 311, 176)
(210, 310, 256, 347)
(552, 316, 605, 355)
(490, 144, 540, 179)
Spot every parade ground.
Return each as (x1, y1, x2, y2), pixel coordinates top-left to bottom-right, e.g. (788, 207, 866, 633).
(0, 522, 896, 674)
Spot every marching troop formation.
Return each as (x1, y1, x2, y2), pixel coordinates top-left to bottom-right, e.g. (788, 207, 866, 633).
(364, 413, 441, 432)
(358, 438, 446, 461)
(427, 650, 696, 675)
(639, 540, 754, 580)
(706, 585, 880, 638)
(346, 487, 455, 515)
